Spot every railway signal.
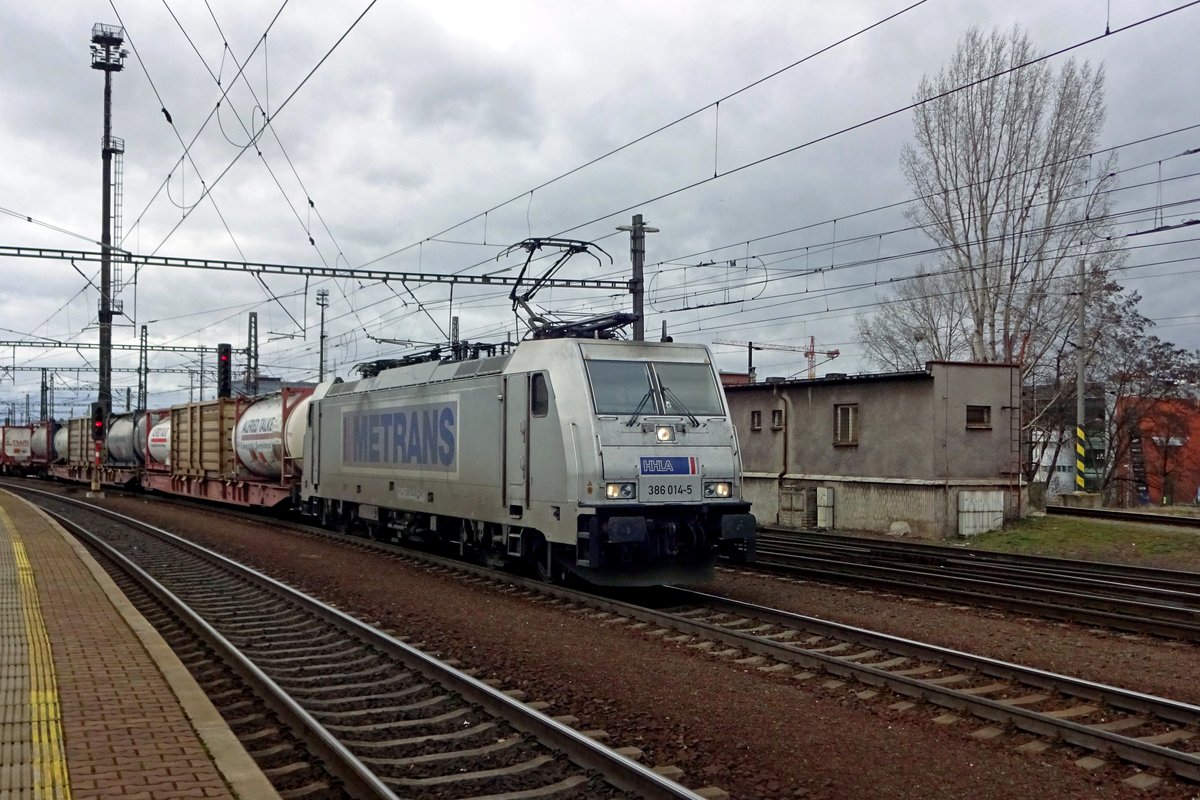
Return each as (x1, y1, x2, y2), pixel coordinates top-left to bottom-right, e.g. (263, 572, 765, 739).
(90, 401, 106, 440)
(217, 343, 232, 398)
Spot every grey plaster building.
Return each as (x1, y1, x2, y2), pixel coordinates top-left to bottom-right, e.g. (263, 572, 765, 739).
(724, 362, 1025, 539)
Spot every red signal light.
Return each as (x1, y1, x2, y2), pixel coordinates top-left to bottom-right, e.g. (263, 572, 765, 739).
(90, 402, 106, 440)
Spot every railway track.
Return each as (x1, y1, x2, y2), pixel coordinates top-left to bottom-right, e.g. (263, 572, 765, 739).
(19, 486, 713, 800)
(742, 528, 1200, 640)
(219, 518, 1200, 788)
(620, 587, 1200, 788)
(1046, 503, 1200, 528)
(15, 482, 1200, 790)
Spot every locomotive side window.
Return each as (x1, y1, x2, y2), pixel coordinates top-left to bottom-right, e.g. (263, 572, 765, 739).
(531, 373, 549, 417)
(653, 362, 724, 416)
(586, 361, 653, 414)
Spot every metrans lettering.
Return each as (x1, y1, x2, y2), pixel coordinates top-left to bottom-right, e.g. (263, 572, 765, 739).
(342, 401, 457, 470)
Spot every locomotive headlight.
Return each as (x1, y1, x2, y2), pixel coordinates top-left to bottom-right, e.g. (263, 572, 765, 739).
(655, 425, 676, 442)
(606, 482, 636, 500)
(704, 481, 732, 498)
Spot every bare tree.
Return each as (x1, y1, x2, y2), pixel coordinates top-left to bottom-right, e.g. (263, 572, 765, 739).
(855, 270, 972, 370)
(863, 25, 1123, 374)
(902, 25, 1120, 364)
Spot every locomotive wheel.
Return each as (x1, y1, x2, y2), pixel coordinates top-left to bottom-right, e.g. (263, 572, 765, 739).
(532, 539, 562, 583)
(319, 500, 335, 529)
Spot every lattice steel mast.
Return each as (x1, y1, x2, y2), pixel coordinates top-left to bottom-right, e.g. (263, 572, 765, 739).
(90, 22, 126, 416)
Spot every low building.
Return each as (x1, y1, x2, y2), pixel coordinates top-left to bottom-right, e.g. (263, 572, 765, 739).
(725, 362, 1024, 539)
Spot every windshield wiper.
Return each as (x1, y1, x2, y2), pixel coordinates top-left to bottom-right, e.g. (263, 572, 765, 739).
(625, 389, 656, 426)
(661, 386, 700, 427)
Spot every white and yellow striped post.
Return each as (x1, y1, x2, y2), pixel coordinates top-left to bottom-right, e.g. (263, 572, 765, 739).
(1075, 425, 1087, 492)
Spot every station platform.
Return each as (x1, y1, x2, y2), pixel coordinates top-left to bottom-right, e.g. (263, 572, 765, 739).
(0, 489, 279, 800)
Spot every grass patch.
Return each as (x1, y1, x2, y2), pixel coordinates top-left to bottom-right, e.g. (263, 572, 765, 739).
(964, 514, 1200, 571)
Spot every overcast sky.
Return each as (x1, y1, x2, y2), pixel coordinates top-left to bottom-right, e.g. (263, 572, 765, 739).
(1, 0, 1197, 417)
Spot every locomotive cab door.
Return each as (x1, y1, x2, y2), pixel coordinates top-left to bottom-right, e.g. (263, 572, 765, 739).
(503, 375, 530, 515)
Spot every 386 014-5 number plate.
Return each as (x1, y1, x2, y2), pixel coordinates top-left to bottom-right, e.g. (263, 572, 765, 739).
(639, 476, 700, 501)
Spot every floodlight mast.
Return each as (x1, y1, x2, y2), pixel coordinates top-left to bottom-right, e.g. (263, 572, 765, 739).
(89, 21, 127, 497)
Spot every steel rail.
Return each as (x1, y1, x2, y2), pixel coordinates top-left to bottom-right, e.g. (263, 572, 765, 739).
(1046, 504, 1200, 529)
(45, 509, 399, 800)
(759, 526, 1200, 589)
(158, 503, 1200, 783)
(18, 483, 1199, 784)
(21, 487, 705, 800)
(745, 551, 1200, 640)
(747, 531, 1200, 639)
(655, 588, 1200, 782)
(754, 536, 1200, 609)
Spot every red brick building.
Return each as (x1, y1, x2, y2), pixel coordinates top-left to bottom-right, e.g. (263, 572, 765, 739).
(1116, 396, 1200, 505)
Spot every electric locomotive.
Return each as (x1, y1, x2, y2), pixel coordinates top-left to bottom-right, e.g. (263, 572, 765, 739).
(301, 335, 755, 585)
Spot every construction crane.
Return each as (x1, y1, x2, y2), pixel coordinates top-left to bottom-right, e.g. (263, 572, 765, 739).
(714, 337, 840, 381)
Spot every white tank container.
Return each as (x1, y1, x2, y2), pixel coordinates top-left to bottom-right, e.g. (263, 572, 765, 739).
(3, 428, 32, 462)
(30, 422, 56, 460)
(106, 412, 146, 464)
(233, 393, 312, 478)
(147, 419, 171, 466)
(53, 428, 68, 463)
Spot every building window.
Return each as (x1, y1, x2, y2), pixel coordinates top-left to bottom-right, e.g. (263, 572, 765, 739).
(771, 409, 784, 430)
(834, 404, 858, 446)
(966, 404, 991, 429)
(750, 410, 762, 431)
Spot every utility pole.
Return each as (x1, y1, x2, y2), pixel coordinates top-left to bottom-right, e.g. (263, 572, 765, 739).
(39, 368, 48, 420)
(316, 289, 330, 381)
(245, 312, 259, 396)
(137, 324, 148, 410)
(1074, 258, 1089, 494)
(197, 348, 206, 400)
(616, 214, 659, 341)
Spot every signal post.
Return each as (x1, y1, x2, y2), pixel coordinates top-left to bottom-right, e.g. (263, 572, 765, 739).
(88, 401, 106, 498)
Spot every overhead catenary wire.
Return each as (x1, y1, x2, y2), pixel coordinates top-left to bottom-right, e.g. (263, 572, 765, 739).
(4, 4, 1199, 402)
(355, 0, 932, 272)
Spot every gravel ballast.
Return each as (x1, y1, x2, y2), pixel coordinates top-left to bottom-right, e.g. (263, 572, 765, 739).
(95, 497, 1198, 799)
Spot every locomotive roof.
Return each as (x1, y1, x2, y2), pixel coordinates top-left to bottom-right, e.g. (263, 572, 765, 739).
(327, 338, 714, 395)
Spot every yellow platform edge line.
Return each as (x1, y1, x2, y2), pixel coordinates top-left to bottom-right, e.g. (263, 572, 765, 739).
(2, 504, 72, 800)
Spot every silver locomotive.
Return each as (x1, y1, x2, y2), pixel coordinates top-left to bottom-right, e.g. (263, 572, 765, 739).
(301, 336, 755, 585)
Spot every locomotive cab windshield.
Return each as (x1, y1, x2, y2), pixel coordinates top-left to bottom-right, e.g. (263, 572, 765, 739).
(585, 359, 724, 422)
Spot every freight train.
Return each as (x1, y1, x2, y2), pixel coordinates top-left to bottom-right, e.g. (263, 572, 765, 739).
(3, 336, 756, 586)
